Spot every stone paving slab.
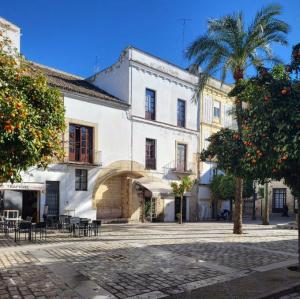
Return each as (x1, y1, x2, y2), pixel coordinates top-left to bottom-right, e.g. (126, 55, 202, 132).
(0, 222, 298, 298)
(167, 266, 300, 299)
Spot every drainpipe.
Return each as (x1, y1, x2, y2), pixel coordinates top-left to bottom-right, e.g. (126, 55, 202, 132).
(196, 89, 203, 221)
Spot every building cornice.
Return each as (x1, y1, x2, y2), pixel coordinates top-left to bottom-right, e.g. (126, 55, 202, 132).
(132, 115, 199, 136)
(130, 60, 197, 91)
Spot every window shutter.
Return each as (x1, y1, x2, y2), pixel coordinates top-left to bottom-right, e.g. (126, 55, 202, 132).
(203, 96, 213, 124)
(223, 104, 232, 127)
(203, 131, 211, 150)
(69, 125, 75, 161)
(221, 103, 225, 126)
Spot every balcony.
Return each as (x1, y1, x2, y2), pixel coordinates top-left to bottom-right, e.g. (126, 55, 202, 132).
(164, 160, 195, 176)
(172, 163, 194, 175)
(63, 149, 102, 167)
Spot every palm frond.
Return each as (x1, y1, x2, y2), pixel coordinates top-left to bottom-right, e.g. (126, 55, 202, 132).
(186, 4, 289, 97)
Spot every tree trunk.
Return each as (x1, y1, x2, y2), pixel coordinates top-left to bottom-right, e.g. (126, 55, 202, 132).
(179, 195, 183, 224)
(297, 197, 300, 271)
(262, 183, 269, 225)
(233, 74, 244, 235)
(233, 177, 243, 234)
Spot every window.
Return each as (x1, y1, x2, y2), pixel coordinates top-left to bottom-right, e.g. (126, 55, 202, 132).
(176, 143, 187, 172)
(177, 99, 186, 127)
(75, 169, 88, 191)
(145, 89, 156, 120)
(69, 124, 93, 163)
(213, 101, 221, 119)
(272, 188, 286, 212)
(145, 138, 156, 169)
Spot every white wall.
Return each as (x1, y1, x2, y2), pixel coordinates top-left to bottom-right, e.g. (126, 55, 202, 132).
(164, 198, 175, 222)
(130, 65, 198, 130)
(130, 48, 198, 85)
(64, 96, 131, 165)
(132, 121, 198, 180)
(89, 53, 129, 103)
(18, 46, 201, 221)
(92, 46, 199, 182)
(0, 17, 20, 53)
(20, 94, 132, 220)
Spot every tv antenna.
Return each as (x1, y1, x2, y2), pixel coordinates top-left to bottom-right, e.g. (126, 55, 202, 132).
(179, 18, 192, 57)
(93, 56, 101, 73)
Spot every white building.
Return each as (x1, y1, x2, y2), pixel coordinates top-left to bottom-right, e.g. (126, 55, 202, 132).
(1, 18, 201, 224)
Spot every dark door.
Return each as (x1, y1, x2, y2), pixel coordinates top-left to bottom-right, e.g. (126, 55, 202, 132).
(175, 196, 187, 221)
(272, 188, 286, 213)
(46, 181, 60, 219)
(22, 191, 38, 222)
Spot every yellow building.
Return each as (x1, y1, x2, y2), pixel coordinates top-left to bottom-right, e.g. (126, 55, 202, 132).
(197, 78, 235, 220)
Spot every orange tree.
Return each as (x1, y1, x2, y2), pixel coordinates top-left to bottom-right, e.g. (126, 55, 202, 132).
(200, 128, 252, 228)
(0, 30, 65, 182)
(235, 47, 300, 200)
(231, 44, 300, 269)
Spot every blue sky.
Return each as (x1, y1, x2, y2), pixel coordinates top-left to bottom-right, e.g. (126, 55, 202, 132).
(2, 0, 299, 81)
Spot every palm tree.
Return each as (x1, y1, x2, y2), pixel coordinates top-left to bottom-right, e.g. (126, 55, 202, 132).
(186, 4, 289, 234)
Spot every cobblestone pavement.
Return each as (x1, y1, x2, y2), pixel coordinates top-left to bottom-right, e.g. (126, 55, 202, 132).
(0, 222, 298, 298)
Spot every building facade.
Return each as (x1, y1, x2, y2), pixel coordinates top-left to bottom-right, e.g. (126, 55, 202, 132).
(1, 17, 294, 223)
(0, 19, 201, 223)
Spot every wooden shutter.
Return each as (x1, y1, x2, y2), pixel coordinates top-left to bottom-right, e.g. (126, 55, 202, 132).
(69, 125, 76, 161)
(203, 96, 213, 124)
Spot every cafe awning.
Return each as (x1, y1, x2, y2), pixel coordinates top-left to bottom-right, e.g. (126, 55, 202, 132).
(134, 177, 173, 197)
(0, 182, 45, 191)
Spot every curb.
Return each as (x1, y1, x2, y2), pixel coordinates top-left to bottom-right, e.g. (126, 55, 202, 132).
(261, 283, 300, 299)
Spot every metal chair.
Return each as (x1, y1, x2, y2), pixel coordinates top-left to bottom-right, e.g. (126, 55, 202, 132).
(59, 215, 71, 232)
(70, 217, 80, 236)
(79, 218, 91, 236)
(0, 216, 8, 237)
(33, 222, 47, 241)
(91, 220, 101, 236)
(15, 221, 32, 242)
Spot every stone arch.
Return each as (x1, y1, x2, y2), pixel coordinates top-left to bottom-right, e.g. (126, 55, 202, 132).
(92, 160, 148, 220)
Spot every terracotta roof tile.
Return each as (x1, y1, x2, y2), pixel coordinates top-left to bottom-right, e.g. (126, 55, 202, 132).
(29, 62, 129, 107)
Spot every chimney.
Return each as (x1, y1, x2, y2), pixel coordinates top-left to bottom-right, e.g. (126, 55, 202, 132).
(0, 17, 21, 53)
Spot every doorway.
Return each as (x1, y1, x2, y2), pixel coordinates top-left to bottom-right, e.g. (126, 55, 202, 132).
(144, 196, 156, 222)
(22, 191, 38, 222)
(175, 196, 187, 222)
(45, 181, 60, 218)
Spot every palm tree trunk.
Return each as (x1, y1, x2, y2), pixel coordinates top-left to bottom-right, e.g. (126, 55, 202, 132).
(297, 197, 300, 271)
(179, 195, 183, 224)
(233, 177, 243, 234)
(262, 182, 270, 225)
(233, 75, 244, 235)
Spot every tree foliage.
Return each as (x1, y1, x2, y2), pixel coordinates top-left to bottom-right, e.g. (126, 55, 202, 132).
(186, 3, 290, 93)
(231, 45, 300, 197)
(171, 176, 194, 198)
(210, 174, 253, 201)
(0, 28, 65, 182)
(210, 174, 223, 201)
(200, 128, 246, 177)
